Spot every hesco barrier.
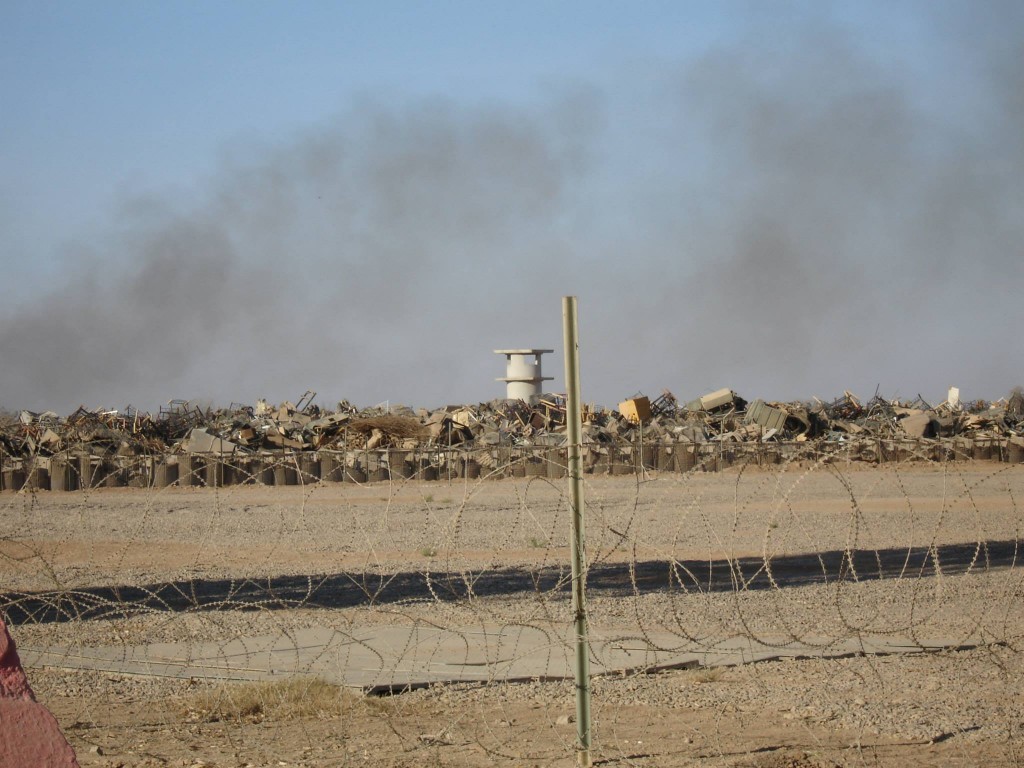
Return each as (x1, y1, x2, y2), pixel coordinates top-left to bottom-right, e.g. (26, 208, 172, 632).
(0, 437, 1022, 492)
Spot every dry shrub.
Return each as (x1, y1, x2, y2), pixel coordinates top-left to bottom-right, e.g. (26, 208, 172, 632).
(183, 678, 389, 723)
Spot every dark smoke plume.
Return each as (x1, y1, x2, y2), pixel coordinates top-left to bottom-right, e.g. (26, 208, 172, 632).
(0, 98, 594, 411)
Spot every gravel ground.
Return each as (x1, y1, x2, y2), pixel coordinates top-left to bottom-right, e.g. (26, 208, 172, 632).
(26, 643, 1024, 766)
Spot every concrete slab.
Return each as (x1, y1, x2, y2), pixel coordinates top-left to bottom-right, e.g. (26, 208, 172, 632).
(20, 625, 979, 693)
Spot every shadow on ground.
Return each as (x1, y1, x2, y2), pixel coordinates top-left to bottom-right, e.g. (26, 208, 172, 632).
(2, 539, 1018, 625)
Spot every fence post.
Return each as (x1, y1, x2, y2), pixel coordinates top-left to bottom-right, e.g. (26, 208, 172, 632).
(563, 296, 592, 767)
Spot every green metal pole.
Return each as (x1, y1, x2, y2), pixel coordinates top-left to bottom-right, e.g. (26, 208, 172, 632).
(562, 296, 592, 767)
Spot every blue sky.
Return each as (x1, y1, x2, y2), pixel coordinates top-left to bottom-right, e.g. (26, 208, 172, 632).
(3, 3, 720, 288)
(1, 2, 1021, 412)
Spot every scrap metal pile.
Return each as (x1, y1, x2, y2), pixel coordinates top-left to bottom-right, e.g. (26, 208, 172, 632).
(2, 385, 1023, 478)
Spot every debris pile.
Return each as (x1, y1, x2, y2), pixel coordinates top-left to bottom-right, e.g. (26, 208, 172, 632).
(1, 385, 1022, 490)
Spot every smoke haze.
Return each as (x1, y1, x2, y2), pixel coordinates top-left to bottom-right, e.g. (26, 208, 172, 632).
(2, 9, 1021, 412)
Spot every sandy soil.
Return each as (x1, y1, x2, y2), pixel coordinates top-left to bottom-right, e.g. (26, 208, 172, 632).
(3, 461, 1023, 766)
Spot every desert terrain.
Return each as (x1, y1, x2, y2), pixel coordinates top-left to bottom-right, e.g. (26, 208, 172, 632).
(3, 460, 1023, 766)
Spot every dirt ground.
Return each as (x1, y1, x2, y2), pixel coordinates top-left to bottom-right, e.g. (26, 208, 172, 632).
(31, 648, 1024, 768)
(4, 461, 1024, 766)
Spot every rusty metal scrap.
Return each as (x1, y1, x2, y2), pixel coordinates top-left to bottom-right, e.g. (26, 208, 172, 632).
(1, 385, 1022, 475)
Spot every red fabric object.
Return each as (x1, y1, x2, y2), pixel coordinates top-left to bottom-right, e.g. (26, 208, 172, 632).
(0, 617, 80, 767)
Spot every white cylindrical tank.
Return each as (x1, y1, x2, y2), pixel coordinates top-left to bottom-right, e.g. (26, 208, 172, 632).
(495, 349, 553, 403)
